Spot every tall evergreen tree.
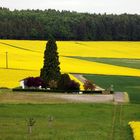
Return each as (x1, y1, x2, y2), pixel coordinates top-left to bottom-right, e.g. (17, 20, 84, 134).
(40, 36, 61, 85)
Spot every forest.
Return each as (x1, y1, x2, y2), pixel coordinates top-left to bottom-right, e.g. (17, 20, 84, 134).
(0, 7, 140, 41)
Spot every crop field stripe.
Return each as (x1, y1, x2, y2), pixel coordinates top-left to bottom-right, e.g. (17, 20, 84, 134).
(84, 74, 140, 103)
(66, 56, 140, 70)
(61, 56, 140, 77)
(0, 42, 40, 53)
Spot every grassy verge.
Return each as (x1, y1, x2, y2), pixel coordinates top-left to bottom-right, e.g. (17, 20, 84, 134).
(0, 103, 139, 140)
(84, 74, 140, 103)
(0, 92, 71, 104)
(0, 88, 12, 94)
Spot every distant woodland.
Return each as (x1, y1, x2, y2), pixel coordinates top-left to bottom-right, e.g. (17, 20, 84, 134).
(0, 7, 140, 41)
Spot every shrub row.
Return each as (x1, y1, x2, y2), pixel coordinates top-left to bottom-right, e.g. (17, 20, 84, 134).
(12, 88, 103, 94)
(22, 74, 80, 91)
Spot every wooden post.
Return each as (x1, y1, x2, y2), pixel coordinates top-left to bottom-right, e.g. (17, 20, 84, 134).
(6, 52, 8, 69)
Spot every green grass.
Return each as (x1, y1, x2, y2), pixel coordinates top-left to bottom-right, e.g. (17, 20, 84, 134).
(67, 56, 140, 69)
(0, 88, 12, 94)
(0, 103, 139, 140)
(84, 74, 140, 103)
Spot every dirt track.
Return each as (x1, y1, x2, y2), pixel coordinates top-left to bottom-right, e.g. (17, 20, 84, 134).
(0, 91, 128, 104)
(52, 94, 114, 103)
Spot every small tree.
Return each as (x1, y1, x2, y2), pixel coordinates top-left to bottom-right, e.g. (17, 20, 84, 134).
(40, 36, 61, 85)
(26, 118, 36, 134)
(48, 80, 58, 89)
(47, 115, 54, 128)
(83, 80, 96, 91)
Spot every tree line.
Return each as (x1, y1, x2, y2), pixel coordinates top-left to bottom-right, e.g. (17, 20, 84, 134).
(0, 7, 140, 41)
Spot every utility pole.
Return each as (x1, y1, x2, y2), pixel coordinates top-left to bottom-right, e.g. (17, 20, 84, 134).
(6, 52, 8, 69)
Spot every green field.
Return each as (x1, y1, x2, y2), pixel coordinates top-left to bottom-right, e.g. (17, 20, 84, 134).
(0, 103, 139, 140)
(84, 74, 140, 103)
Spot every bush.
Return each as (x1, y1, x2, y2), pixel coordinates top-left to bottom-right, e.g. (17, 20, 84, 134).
(68, 80, 80, 91)
(57, 74, 71, 90)
(22, 74, 80, 91)
(48, 80, 57, 89)
(58, 74, 80, 91)
(83, 80, 96, 91)
(24, 77, 45, 88)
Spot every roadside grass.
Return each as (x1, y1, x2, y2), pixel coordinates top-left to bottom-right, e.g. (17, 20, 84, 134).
(67, 56, 140, 70)
(84, 74, 140, 103)
(0, 88, 12, 94)
(0, 103, 139, 140)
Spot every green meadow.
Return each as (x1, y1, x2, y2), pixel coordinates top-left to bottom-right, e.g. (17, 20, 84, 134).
(84, 74, 140, 104)
(0, 103, 139, 140)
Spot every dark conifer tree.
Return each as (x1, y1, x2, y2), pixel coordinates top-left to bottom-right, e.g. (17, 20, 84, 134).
(40, 36, 61, 85)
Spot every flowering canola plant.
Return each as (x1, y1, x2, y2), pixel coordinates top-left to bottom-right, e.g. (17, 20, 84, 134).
(0, 40, 140, 88)
(60, 56, 140, 77)
(0, 69, 39, 88)
(57, 41, 140, 59)
(129, 121, 140, 140)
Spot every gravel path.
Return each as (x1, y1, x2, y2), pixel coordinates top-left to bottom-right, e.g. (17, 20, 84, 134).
(72, 74, 87, 83)
(50, 94, 114, 103)
(51, 92, 129, 103)
(0, 91, 128, 104)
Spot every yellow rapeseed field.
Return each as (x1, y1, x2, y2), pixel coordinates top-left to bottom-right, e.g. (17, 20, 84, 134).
(129, 121, 140, 140)
(0, 40, 140, 88)
(0, 69, 39, 88)
(60, 56, 140, 76)
(57, 41, 140, 58)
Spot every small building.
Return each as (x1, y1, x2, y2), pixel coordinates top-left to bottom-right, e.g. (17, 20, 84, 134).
(19, 79, 27, 89)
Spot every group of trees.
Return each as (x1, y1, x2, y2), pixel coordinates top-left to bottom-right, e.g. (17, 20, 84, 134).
(23, 36, 98, 91)
(0, 7, 140, 41)
(24, 37, 97, 91)
(24, 37, 80, 91)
